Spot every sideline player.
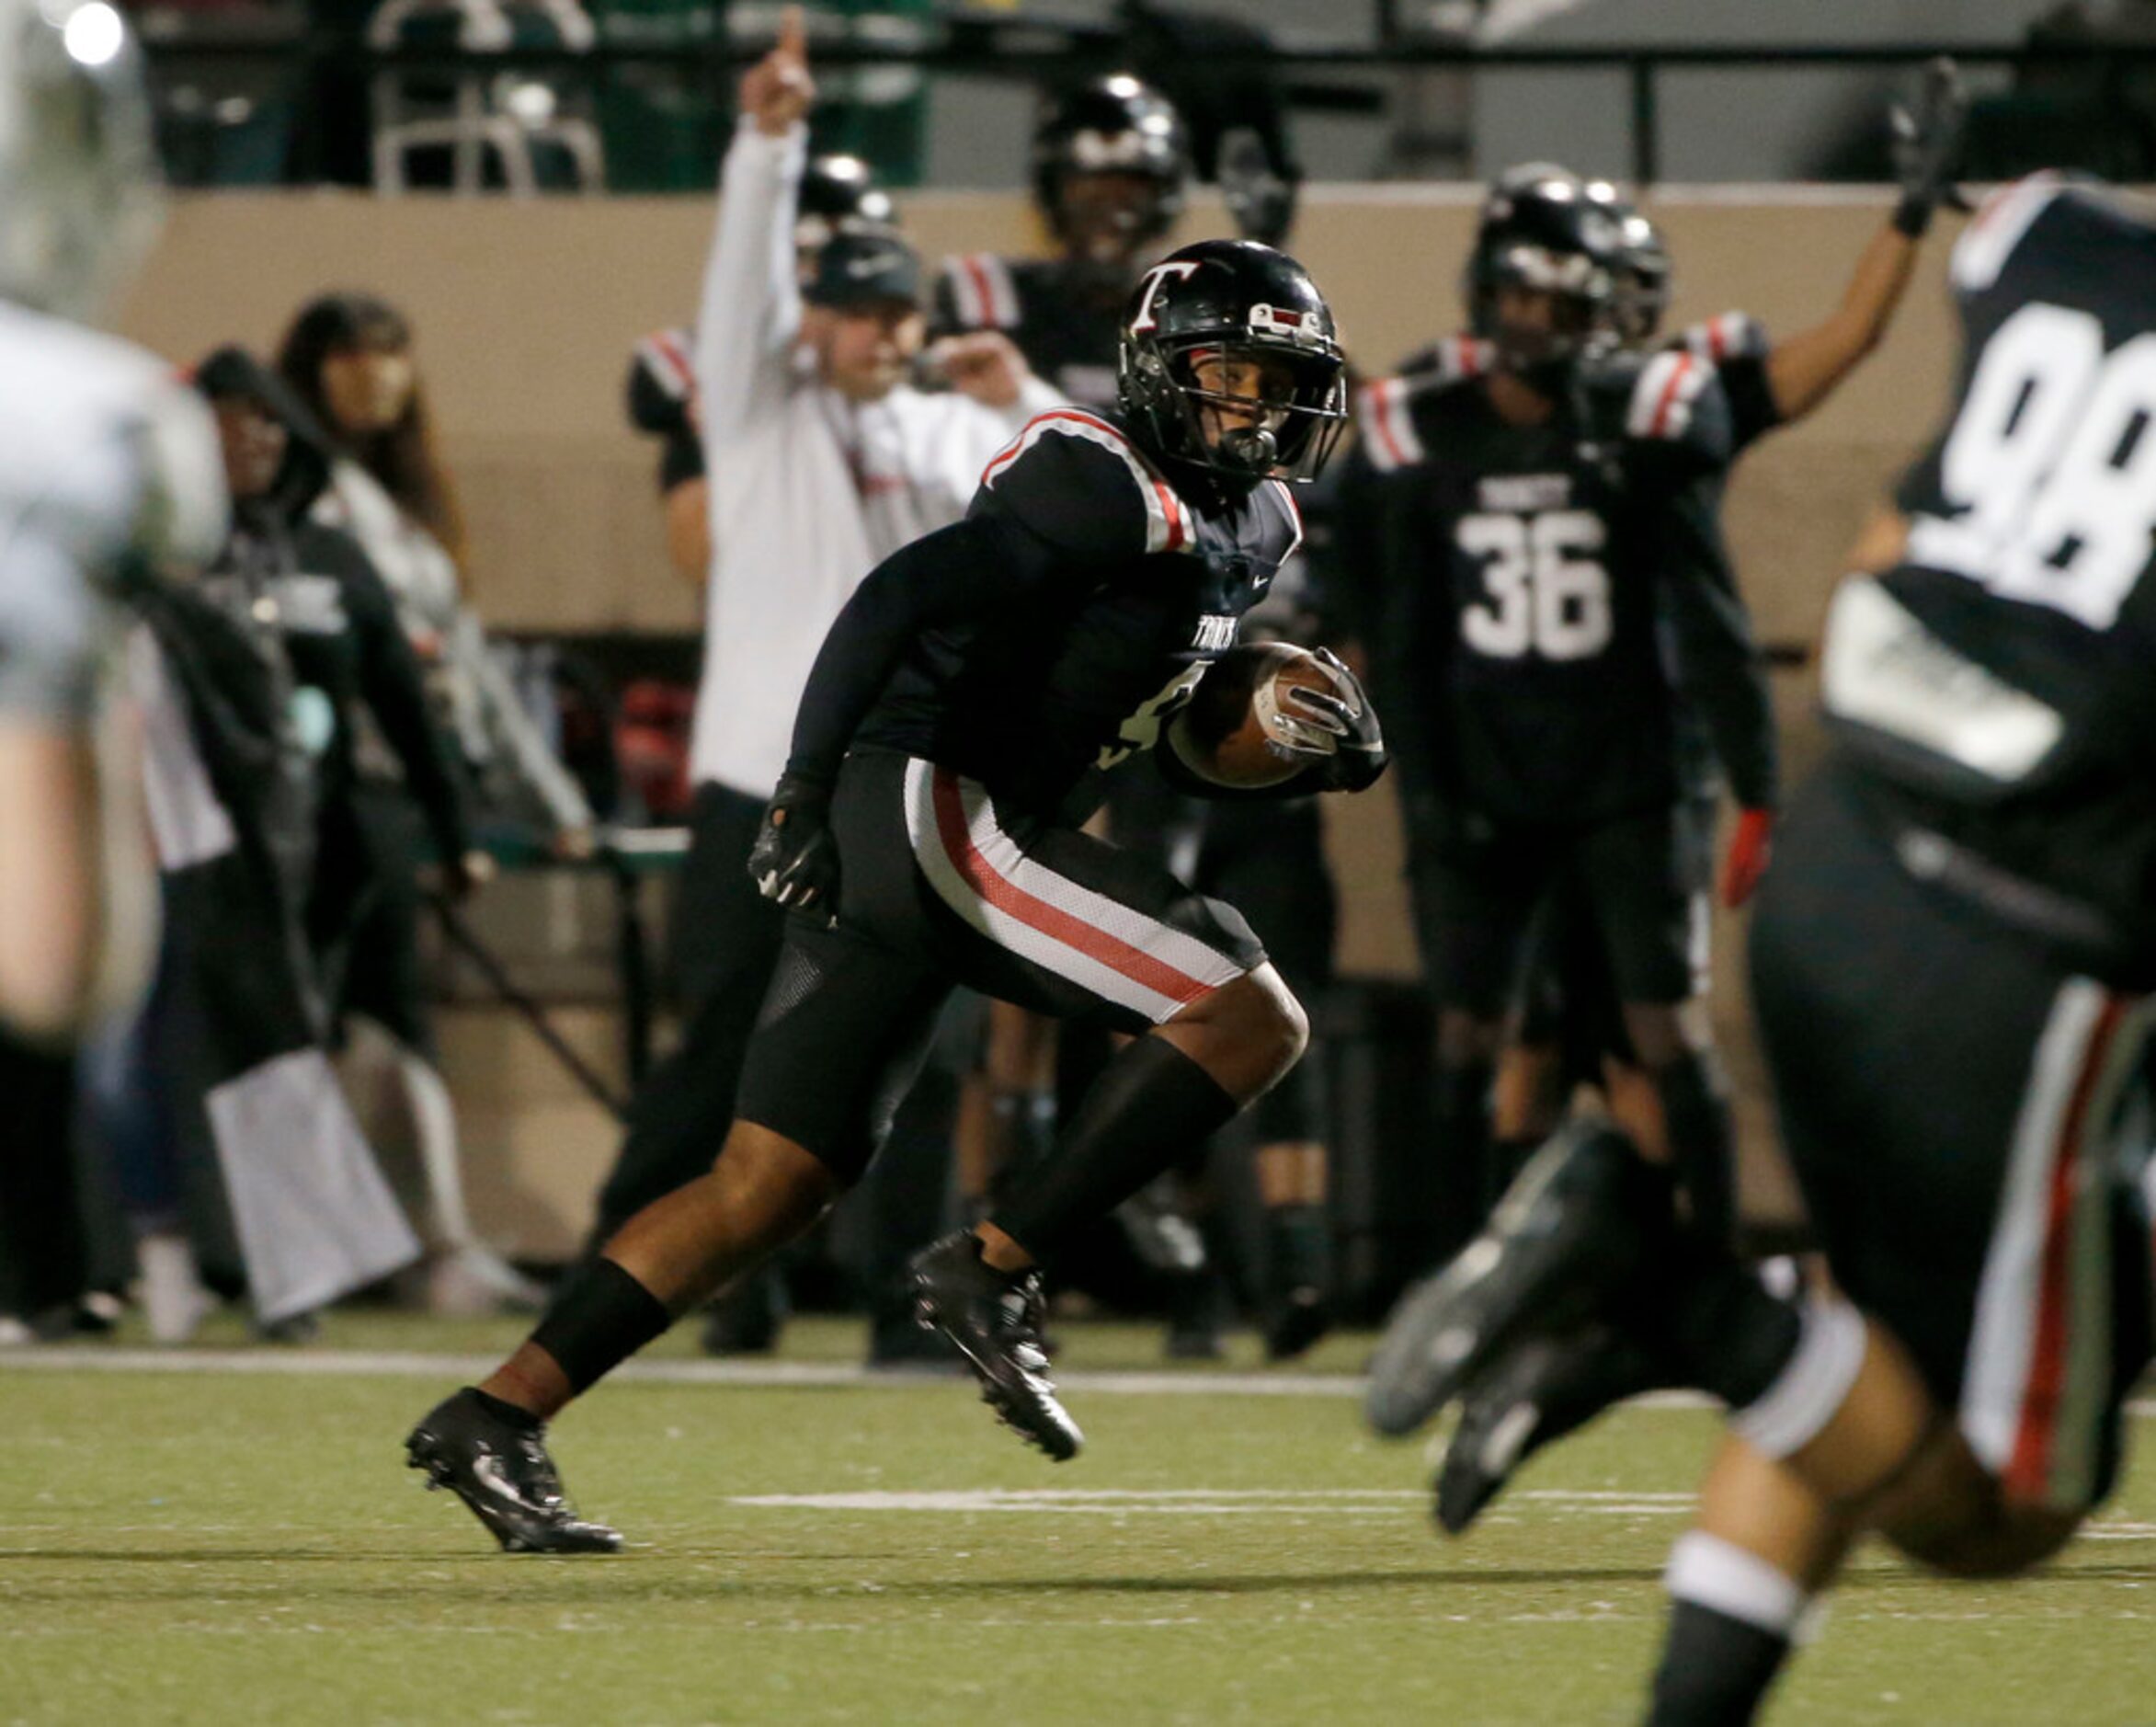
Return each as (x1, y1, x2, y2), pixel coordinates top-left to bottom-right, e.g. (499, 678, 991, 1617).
(1405, 64, 1971, 1206)
(934, 73, 1190, 413)
(405, 239, 1384, 1552)
(1352, 169, 1776, 1269)
(1375, 173, 2156, 1724)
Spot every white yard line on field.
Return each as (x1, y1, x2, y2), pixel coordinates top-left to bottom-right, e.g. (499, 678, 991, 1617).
(1, 1347, 2150, 1422)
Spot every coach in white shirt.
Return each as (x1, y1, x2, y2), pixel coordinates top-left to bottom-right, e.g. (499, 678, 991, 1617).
(582, 11, 1057, 1281)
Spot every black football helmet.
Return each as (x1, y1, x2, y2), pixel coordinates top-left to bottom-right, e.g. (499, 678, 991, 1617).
(1465, 163, 1626, 385)
(1580, 178, 1671, 346)
(795, 154, 895, 253)
(1117, 238, 1347, 486)
(1032, 74, 1191, 256)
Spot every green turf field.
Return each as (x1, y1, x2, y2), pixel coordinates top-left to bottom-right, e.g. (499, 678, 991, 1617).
(4, 1314, 2153, 1725)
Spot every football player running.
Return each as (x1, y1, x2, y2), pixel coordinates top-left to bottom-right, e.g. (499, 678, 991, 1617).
(1350, 168, 1777, 1294)
(405, 240, 1386, 1552)
(0, 0, 226, 1045)
(1364, 169, 2156, 1725)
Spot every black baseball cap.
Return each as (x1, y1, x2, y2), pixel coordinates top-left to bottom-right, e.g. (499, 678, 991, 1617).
(802, 230, 923, 311)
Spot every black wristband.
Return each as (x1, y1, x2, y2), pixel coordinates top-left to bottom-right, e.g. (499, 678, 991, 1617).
(1891, 191, 1933, 239)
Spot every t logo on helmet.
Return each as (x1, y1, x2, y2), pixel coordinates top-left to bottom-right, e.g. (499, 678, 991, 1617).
(1130, 260, 1202, 333)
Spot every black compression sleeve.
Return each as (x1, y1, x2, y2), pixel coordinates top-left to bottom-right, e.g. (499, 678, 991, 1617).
(783, 511, 1055, 784)
(1657, 476, 1778, 811)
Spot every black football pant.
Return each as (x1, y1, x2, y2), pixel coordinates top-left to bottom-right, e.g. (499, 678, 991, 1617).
(584, 782, 961, 1312)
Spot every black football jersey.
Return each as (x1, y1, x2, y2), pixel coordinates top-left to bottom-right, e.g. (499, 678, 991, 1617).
(850, 407, 1303, 817)
(932, 254, 1127, 411)
(1820, 176, 2156, 966)
(1359, 351, 1774, 824)
(1369, 319, 1782, 812)
(1380, 318, 1783, 458)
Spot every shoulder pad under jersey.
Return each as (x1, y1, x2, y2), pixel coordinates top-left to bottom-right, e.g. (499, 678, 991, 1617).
(1621, 347, 1733, 468)
(938, 252, 1024, 333)
(1678, 312, 1770, 365)
(629, 326, 700, 432)
(1950, 173, 2072, 295)
(975, 408, 1193, 561)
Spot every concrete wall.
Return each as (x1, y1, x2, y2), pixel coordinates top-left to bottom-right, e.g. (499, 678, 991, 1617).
(121, 187, 1964, 1250)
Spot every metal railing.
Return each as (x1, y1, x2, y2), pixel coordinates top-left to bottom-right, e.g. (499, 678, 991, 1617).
(139, 18, 2153, 189)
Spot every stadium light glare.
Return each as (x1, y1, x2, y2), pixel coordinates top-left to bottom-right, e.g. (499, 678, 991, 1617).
(62, 2, 124, 67)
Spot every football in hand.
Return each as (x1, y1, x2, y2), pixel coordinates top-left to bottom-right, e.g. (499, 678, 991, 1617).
(1177, 643, 1343, 789)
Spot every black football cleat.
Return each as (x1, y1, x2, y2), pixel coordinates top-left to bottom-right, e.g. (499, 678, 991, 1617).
(405, 1388, 622, 1554)
(908, 1232, 1083, 1461)
(1432, 1322, 1669, 1535)
(1364, 1122, 1670, 1438)
(1261, 1287, 1334, 1363)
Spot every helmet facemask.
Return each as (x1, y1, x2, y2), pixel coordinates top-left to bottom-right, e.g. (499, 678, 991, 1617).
(1124, 331, 1345, 485)
(1469, 242, 1618, 391)
(1612, 213, 1671, 347)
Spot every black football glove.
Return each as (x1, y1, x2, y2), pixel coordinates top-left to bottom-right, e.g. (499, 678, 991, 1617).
(1890, 55, 1970, 237)
(1278, 646, 1387, 794)
(747, 769, 839, 913)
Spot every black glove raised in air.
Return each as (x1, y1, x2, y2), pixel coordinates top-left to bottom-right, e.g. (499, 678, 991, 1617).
(1890, 56, 1970, 237)
(747, 769, 839, 913)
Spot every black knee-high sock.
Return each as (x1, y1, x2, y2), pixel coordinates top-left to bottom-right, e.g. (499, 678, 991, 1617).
(990, 1037, 1238, 1267)
(1648, 1530, 1808, 1725)
(1431, 1058, 1493, 1259)
(1648, 1597, 1796, 1725)
(1656, 1050, 1736, 1247)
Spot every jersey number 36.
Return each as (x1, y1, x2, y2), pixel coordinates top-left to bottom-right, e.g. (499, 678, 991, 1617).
(1456, 509, 1613, 660)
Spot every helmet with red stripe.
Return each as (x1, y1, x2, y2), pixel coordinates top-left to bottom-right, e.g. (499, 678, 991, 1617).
(1116, 238, 1347, 486)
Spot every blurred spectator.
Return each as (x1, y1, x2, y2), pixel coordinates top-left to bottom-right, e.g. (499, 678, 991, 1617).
(277, 291, 595, 846)
(143, 345, 531, 1324)
(108, 416, 429, 1339)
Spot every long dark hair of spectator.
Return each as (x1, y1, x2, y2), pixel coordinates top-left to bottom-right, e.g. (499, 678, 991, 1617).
(275, 292, 468, 572)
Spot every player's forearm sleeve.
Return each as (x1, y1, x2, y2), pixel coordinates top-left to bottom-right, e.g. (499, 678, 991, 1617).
(782, 514, 1049, 783)
(1660, 483, 1778, 810)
